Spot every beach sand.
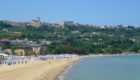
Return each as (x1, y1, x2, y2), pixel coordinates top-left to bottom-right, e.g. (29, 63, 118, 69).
(0, 58, 79, 80)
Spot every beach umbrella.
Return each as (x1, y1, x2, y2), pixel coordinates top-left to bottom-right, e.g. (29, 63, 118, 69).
(40, 56, 47, 60)
(4, 57, 7, 64)
(7, 56, 12, 66)
(13, 56, 16, 64)
(21, 57, 24, 64)
(25, 57, 27, 64)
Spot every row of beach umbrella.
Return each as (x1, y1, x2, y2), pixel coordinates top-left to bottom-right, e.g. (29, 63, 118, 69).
(0, 54, 78, 66)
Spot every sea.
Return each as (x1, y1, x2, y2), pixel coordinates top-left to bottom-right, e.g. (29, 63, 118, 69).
(61, 55, 140, 80)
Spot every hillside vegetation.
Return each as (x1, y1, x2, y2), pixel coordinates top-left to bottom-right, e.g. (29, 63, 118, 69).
(0, 21, 140, 54)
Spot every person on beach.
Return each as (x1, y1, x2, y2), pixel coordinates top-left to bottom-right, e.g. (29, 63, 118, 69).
(18, 56, 20, 64)
(7, 56, 12, 65)
(31, 55, 35, 64)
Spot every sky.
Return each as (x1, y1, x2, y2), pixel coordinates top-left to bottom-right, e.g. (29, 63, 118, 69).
(0, 0, 140, 26)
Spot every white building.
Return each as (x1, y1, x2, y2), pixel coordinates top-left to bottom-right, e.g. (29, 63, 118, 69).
(58, 21, 74, 27)
(0, 47, 8, 56)
(33, 46, 41, 56)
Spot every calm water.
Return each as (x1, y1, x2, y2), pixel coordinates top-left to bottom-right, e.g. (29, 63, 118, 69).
(64, 55, 140, 80)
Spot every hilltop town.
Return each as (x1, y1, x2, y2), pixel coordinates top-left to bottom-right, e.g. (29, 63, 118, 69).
(0, 17, 139, 56)
(3, 17, 123, 29)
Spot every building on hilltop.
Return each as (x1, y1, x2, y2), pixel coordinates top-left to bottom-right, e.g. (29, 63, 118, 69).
(37, 17, 40, 22)
(27, 17, 41, 27)
(58, 21, 74, 27)
(3, 17, 41, 27)
(4, 21, 27, 27)
(3, 18, 75, 28)
(2, 17, 124, 29)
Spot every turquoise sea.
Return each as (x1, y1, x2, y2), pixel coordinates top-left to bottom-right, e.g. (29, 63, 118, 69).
(64, 55, 140, 80)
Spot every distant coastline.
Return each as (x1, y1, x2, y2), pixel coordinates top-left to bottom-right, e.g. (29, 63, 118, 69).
(86, 53, 140, 58)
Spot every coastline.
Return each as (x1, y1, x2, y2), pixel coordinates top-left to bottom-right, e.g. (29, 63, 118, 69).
(55, 54, 140, 80)
(0, 54, 138, 80)
(38, 57, 80, 80)
(54, 54, 140, 80)
(55, 57, 81, 80)
(86, 54, 140, 58)
(0, 57, 80, 80)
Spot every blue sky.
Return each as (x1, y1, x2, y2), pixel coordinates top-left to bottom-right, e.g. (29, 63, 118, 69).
(0, 0, 140, 26)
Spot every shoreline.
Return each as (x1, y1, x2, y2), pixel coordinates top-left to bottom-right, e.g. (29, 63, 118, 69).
(86, 54, 140, 58)
(0, 57, 80, 80)
(54, 54, 140, 80)
(0, 54, 138, 80)
(39, 57, 81, 80)
(55, 54, 140, 80)
(55, 57, 81, 80)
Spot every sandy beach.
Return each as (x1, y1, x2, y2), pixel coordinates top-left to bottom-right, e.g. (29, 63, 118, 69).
(0, 58, 79, 80)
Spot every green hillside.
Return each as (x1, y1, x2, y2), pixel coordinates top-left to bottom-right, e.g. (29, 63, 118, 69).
(0, 21, 140, 54)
